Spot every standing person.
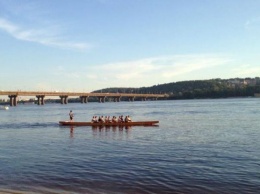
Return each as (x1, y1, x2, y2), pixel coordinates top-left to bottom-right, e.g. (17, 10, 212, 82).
(69, 110, 74, 122)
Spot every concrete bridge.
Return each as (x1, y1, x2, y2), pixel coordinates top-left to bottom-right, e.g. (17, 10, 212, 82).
(0, 91, 168, 106)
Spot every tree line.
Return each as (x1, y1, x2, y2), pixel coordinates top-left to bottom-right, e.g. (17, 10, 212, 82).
(95, 78, 260, 100)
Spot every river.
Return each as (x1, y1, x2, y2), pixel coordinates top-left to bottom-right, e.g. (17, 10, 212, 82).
(0, 98, 259, 193)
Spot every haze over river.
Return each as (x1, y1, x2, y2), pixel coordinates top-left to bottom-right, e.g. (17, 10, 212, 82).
(0, 99, 259, 193)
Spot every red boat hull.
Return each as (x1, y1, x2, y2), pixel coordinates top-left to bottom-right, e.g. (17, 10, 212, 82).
(59, 121, 159, 126)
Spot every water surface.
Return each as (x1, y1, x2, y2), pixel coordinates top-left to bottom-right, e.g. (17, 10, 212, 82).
(0, 99, 259, 193)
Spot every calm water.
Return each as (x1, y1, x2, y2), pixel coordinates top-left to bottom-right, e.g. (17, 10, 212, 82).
(0, 99, 259, 194)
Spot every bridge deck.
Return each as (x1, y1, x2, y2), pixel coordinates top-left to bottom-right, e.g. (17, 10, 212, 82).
(0, 91, 166, 98)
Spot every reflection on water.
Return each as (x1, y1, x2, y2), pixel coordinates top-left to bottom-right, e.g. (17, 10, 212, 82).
(70, 126, 74, 138)
(91, 126, 132, 140)
(68, 125, 133, 140)
(91, 125, 132, 130)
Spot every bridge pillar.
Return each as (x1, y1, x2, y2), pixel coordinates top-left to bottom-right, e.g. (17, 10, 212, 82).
(98, 96, 106, 103)
(36, 95, 45, 105)
(114, 97, 121, 102)
(142, 97, 147, 101)
(80, 96, 88, 103)
(60, 96, 68, 104)
(80, 96, 84, 103)
(60, 96, 64, 104)
(8, 95, 18, 106)
(84, 96, 88, 103)
(41, 96, 45, 105)
(129, 97, 135, 102)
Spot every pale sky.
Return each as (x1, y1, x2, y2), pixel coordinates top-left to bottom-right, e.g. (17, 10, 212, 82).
(0, 0, 259, 92)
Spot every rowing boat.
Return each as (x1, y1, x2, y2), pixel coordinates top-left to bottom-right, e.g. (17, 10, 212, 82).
(59, 121, 159, 127)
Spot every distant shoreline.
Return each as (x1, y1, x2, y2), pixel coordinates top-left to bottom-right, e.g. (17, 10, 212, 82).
(0, 95, 259, 106)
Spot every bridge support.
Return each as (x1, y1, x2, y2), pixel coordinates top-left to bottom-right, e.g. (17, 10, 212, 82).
(80, 96, 88, 103)
(114, 97, 121, 102)
(60, 96, 68, 104)
(98, 96, 106, 103)
(129, 97, 135, 102)
(142, 97, 147, 101)
(8, 95, 18, 106)
(36, 95, 45, 105)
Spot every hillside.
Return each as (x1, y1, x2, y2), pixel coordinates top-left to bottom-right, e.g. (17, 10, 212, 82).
(94, 77, 260, 99)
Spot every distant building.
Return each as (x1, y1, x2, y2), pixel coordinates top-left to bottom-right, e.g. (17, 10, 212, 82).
(228, 78, 257, 87)
(229, 79, 241, 85)
(244, 78, 256, 86)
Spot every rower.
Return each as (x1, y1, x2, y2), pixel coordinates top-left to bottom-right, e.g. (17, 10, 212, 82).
(107, 116, 112, 123)
(91, 116, 97, 123)
(124, 115, 131, 122)
(119, 115, 124, 123)
(101, 116, 105, 123)
(112, 116, 117, 123)
(127, 115, 132, 122)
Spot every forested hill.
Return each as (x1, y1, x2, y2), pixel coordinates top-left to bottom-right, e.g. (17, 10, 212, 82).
(94, 78, 260, 99)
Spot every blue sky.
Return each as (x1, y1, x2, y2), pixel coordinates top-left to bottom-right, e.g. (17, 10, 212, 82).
(0, 0, 259, 92)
